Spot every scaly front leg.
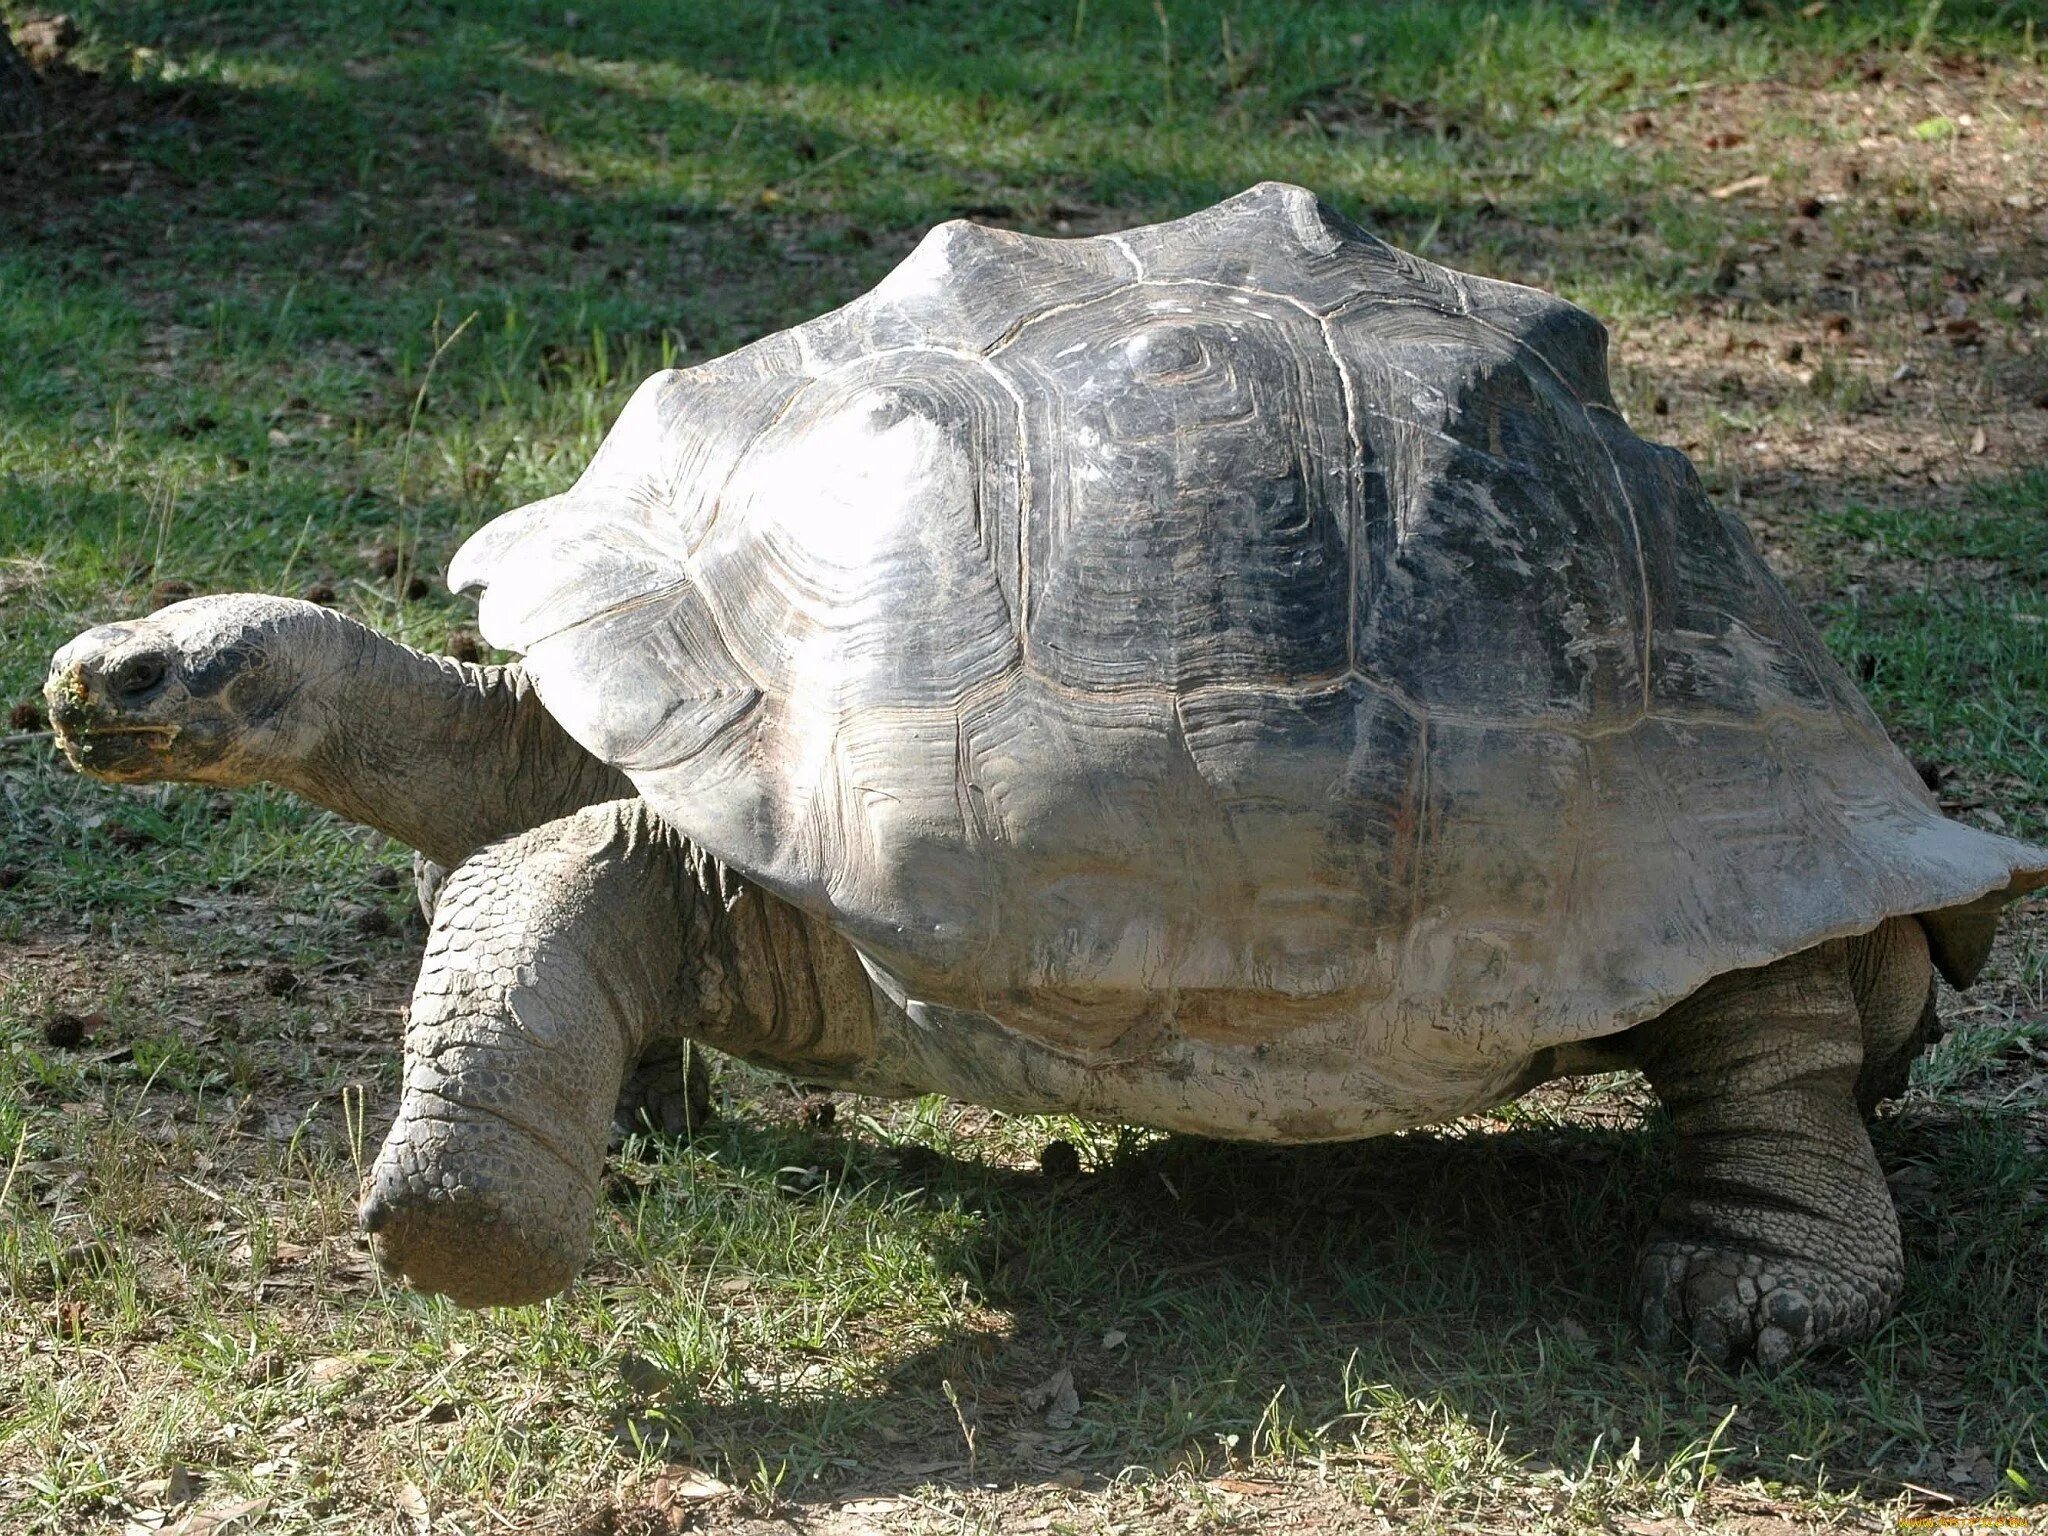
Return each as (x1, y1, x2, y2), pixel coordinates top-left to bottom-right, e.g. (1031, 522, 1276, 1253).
(410, 848, 713, 1144)
(360, 801, 694, 1305)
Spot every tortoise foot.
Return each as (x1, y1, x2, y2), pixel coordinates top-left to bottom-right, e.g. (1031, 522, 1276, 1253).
(1632, 1237, 1893, 1370)
(612, 1039, 713, 1142)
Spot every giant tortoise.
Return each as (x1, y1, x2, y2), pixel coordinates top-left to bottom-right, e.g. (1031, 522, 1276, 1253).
(46, 183, 2048, 1367)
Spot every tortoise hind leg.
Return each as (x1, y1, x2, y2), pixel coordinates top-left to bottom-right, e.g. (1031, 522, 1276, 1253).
(1847, 916, 1940, 1116)
(1622, 939, 1903, 1368)
(613, 1038, 713, 1141)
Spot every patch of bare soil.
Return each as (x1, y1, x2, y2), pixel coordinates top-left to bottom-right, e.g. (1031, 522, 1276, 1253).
(0, 12, 207, 212)
(1, 911, 414, 1159)
(1585, 61, 2048, 539)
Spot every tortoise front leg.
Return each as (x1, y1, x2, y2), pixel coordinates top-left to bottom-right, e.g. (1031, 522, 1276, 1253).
(411, 848, 713, 1144)
(360, 801, 693, 1305)
(1623, 940, 1904, 1368)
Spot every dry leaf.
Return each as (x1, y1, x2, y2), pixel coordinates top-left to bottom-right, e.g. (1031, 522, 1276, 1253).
(396, 1480, 431, 1533)
(1023, 1366, 1080, 1430)
(1210, 1477, 1287, 1495)
(160, 1498, 269, 1536)
(655, 1466, 732, 1502)
(306, 1355, 357, 1386)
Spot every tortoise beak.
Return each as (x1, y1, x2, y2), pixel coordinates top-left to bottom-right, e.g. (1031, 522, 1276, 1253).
(44, 628, 182, 779)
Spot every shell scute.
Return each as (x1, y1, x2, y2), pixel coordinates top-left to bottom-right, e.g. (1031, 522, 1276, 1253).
(1115, 182, 1464, 319)
(808, 217, 1134, 362)
(1329, 301, 1646, 721)
(995, 289, 1355, 693)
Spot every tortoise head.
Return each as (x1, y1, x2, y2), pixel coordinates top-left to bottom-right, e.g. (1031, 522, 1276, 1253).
(44, 595, 345, 786)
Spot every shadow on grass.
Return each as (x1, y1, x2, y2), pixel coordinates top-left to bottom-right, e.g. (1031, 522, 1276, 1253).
(599, 1096, 2046, 1508)
(5, 0, 2043, 554)
(7, 0, 2041, 341)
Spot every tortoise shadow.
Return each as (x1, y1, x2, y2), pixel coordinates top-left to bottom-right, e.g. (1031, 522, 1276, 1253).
(605, 1092, 2047, 1508)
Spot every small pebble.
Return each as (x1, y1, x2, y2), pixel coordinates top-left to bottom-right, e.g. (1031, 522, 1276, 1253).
(42, 1011, 102, 1049)
(1040, 1139, 1081, 1179)
(799, 1095, 836, 1131)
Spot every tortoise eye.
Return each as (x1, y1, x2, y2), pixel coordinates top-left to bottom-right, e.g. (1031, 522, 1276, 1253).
(111, 652, 168, 699)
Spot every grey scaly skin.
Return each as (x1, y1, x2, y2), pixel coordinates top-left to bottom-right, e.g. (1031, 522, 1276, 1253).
(43, 594, 711, 1137)
(1615, 915, 1931, 1367)
(405, 849, 704, 1140)
(44, 596, 631, 865)
(362, 798, 877, 1304)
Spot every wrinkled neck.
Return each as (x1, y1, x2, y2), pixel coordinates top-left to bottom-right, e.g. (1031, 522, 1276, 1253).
(280, 618, 635, 867)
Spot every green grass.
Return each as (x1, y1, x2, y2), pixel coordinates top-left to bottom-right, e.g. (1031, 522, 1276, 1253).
(1813, 471, 2048, 845)
(2, 2, 2046, 1532)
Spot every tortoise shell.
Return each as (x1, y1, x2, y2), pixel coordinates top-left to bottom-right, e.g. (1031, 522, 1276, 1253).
(454, 183, 2046, 1084)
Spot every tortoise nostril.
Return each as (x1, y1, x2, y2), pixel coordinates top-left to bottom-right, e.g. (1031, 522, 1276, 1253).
(110, 652, 168, 699)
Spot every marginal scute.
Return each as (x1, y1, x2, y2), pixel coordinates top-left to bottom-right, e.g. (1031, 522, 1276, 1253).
(451, 183, 2048, 1085)
(824, 215, 1134, 359)
(1455, 271, 1618, 411)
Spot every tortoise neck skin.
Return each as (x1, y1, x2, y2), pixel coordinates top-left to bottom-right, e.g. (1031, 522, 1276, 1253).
(43, 595, 634, 870)
(290, 614, 637, 869)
